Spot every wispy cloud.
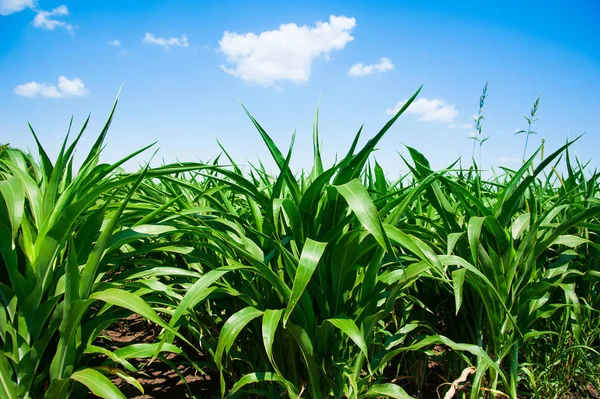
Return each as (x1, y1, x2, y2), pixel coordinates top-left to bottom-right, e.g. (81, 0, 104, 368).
(33, 5, 74, 34)
(1, 1, 75, 33)
(348, 57, 393, 77)
(108, 39, 129, 55)
(0, 0, 34, 15)
(386, 97, 459, 124)
(218, 15, 356, 86)
(143, 33, 189, 49)
(15, 76, 88, 98)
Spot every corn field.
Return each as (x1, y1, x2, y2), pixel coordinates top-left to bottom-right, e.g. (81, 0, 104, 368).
(1, 88, 599, 399)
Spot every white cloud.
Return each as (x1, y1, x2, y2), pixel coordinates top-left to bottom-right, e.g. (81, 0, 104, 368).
(14, 76, 88, 98)
(33, 4, 74, 33)
(386, 98, 459, 123)
(348, 57, 393, 77)
(461, 123, 472, 129)
(15, 82, 61, 98)
(143, 33, 189, 49)
(57, 76, 87, 96)
(0, 0, 33, 15)
(218, 15, 356, 86)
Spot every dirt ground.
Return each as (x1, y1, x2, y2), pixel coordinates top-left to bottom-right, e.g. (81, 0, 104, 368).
(92, 314, 220, 398)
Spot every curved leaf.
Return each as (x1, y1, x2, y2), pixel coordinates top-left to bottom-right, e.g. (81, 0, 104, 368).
(361, 383, 414, 399)
(336, 179, 392, 253)
(262, 309, 284, 371)
(70, 368, 126, 399)
(283, 238, 327, 326)
(229, 372, 299, 398)
(326, 315, 368, 359)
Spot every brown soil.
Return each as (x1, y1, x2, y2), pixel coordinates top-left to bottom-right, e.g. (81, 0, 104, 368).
(92, 314, 219, 398)
(112, 360, 217, 399)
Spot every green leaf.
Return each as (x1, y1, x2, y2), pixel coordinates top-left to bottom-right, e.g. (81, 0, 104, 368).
(361, 383, 414, 399)
(80, 94, 119, 171)
(79, 167, 148, 299)
(86, 345, 137, 373)
(262, 309, 284, 371)
(496, 138, 579, 226)
(511, 213, 530, 240)
(452, 268, 467, 314)
(335, 179, 392, 253)
(326, 315, 368, 359)
(286, 323, 321, 398)
(2, 160, 43, 226)
(551, 235, 590, 248)
(215, 306, 264, 368)
(94, 367, 144, 395)
(229, 372, 299, 398)
(70, 368, 126, 399)
(335, 86, 422, 184)
(310, 103, 324, 182)
(372, 334, 507, 387)
(0, 177, 24, 249)
(283, 238, 327, 326)
(535, 206, 600, 259)
(112, 343, 183, 360)
(439, 255, 520, 335)
(467, 216, 486, 267)
(215, 306, 264, 398)
(0, 352, 17, 399)
(90, 289, 186, 343)
(242, 105, 300, 203)
(28, 122, 54, 181)
(169, 268, 231, 328)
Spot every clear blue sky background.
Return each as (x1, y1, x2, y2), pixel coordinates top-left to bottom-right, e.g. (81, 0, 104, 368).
(1, 0, 599, 174)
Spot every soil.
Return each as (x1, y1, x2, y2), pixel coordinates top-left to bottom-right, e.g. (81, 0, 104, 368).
(91, 314, 220, 398)
(90, 315, 599, 398)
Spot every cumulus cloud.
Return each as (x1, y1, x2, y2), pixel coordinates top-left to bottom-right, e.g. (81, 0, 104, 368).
(15, 76, 88, 98)
(143, 33, 189, 49)
(218, 15, 356, 86)
(0, 0, 33, 15)
(33, 4, 74, 33)
(348, 57, 394, 77)
(386, 98, 459, 124)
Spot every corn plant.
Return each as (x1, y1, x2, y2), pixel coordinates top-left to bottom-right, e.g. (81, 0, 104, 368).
(140, 88, 505, 399)
(0, 101, 210, 398)
(1, 87, 599, 399)
(400, 139, 600, 398)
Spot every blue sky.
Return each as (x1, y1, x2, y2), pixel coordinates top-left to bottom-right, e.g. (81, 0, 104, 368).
(1, 0, 599, 174)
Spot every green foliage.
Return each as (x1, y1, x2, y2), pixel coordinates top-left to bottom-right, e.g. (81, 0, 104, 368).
(0, 88, 598, 399)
